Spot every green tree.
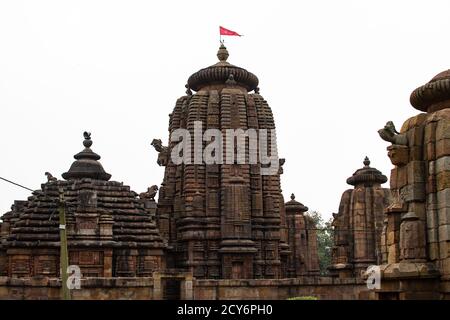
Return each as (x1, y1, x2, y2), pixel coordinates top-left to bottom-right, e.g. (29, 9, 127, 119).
(307, 211, 334, 275)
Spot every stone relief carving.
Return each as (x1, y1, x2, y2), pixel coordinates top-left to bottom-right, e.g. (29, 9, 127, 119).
(151, 139, 169, 166)
(378, 121, 408, 145)
(278, 158, 285, 174)
(44, 172, 57, 182)
(139, 185, 159, 200)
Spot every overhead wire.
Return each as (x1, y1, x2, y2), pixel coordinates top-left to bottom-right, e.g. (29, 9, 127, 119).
(0, 176, 34, 192)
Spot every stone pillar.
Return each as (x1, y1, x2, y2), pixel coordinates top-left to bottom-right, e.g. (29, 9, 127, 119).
(181, 274, 194, 300)
(99, 214, 113, 240)
(380, 218, 388, 264)
(153, 272, 162, 300)
(103, 249, 113, 277)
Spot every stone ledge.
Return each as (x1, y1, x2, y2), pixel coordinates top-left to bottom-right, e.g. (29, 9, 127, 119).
(0, 277, 154, 288)
(194, 277, 365, 287)
(380, 262, 440, 279)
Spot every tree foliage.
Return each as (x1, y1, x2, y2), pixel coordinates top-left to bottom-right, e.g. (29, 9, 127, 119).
(307, 211, 334, 275)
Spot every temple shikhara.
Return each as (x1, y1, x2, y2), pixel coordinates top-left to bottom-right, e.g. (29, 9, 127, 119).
(153, 44, 318, 280)
(0, 44, 449, 300)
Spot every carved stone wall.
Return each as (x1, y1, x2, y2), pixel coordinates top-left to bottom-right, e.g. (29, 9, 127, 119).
(375, 69, 450, 299)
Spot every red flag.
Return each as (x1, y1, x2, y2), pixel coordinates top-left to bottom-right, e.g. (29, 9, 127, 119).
(219, 26, 241, 37)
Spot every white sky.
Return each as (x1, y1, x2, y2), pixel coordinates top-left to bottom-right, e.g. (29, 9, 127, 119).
(1, 0, 449, 222)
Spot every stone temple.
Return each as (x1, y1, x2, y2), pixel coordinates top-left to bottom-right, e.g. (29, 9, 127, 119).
(330, 157, 391, 278)
(153, 43, 318, 280)
(0, 44, 449, 300)
(373, 69, 450, 299)
(0, 133, 166, 280)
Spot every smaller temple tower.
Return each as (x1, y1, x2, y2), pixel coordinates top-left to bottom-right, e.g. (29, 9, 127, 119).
(329, 157, 391, 278)
(284, 194, 320, 276)
(0, 132, 166, 279)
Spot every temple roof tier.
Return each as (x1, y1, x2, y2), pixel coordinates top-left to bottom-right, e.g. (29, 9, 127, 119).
(187, 43, 259, 92)
(346, 156, 387, 186)
(62, 132, 112, 181)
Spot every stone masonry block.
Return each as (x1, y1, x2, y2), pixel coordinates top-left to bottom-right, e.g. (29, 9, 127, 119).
(426, 142, 436, 161)
(437, 188, 450, 209)
(436, 118, 450, 139)
(409, 146, 423, 161)
(408, 126, 424, 147)
(439, 206, 450, 226)
(409, 202, 426, 221)
(436, 171, 450, 191)
(387, 214, 401, 233)
(407, 161, 425, 183)
(426, 175, 437, 194)
(427, 226, 438, 243)
(388, 244, 398, 264)
(424, 121, 437, 143)
(427, 209, 438, 229)
(429, 160, 436, 175)
(427, 193, 438, 210)
(436, 156, 450, 173)
(387, 231, 396, 246)
(411, 113, 427, 128)
(436, 139, 450, 158)
(441, 258, 450, 277)
(390, 168, 398, 190)
(439, 224, 450, 242)
(401, 184, 426, 202)
(429, 242, 439, 261)
(439, 241, 450, 259)
(397, 166, 407, 189)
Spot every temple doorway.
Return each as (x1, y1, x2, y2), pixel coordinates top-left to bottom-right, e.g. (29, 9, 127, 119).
(162, 279, 181, 300)
(153, 271, 194, 300)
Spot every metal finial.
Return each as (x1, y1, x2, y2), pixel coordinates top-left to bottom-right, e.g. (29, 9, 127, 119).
(363, 156, 370, 167)
(291, 193, 295, 200)
(217, 43, 229, 62)
(83, 131, 92, 148)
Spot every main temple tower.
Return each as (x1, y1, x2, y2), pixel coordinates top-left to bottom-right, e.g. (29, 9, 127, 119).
(154, 44, 290, 279)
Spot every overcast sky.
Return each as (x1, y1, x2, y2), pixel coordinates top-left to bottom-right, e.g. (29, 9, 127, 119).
(1, 0, 449, 222)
